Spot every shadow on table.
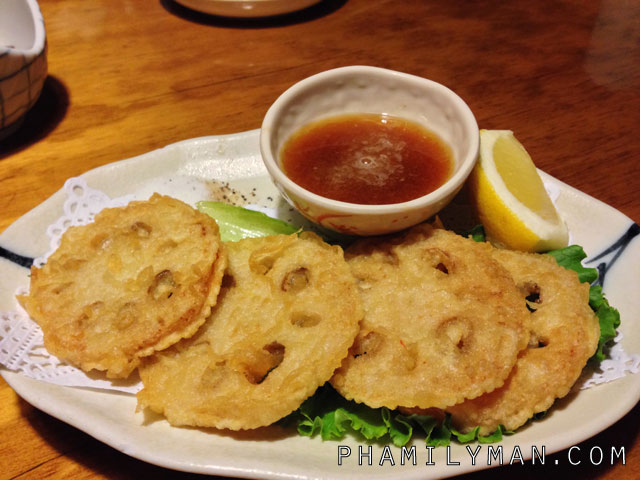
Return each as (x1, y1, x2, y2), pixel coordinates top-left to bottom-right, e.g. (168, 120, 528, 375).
(15, 396, 229, 479)
(161, 0, 348, 28)
(0, 76, 69, 160)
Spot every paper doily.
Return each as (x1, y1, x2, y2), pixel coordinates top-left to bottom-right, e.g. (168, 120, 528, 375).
(1, 178, 139, 393)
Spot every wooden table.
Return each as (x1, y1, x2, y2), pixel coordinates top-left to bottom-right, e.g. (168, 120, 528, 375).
(1, 0, 638, 478)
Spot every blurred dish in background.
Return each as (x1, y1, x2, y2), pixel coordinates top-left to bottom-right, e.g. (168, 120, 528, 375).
(174, 0, 323, 18)
(0, 0, 47, 140)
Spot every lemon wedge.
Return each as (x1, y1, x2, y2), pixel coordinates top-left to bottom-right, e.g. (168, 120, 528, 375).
(467, 130, 568, 252)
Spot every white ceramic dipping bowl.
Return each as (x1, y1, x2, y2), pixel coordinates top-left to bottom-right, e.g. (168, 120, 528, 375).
(174, 0, 322, 18)
(260, 66, 480, 236)
(0, 0, 47, 140)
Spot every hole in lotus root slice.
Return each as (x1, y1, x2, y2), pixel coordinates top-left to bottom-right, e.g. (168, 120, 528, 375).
(290, 311, 321, 328)
(220, 273, 236, 289)
(131, 221, 153, 237)
(527, 332, 549, 349)
(90, 232, 111, 250)
(214, 274, 235, 305)
(281, 267, 310, 293)
(520, 281, 541, 312)
(535, 339, 549, 349)
(352, 331, 384, 359)
(437, 317, 474, 352)
(422, 247, 455, 275)
(148, 270, 176, 300)
(435, 263, 449, 274)
(398, 339, 419, 371)
(242, 341, 286, 385)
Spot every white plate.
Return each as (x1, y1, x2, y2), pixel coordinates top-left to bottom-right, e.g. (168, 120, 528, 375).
(174, 0, 322, 17)
(1, 129, 639, 479)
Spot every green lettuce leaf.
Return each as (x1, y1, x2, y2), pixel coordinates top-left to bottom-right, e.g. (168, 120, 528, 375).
(381, 409, 414, 447)
(588, 285, 621, 361)
(465, 225, 486, 243)
(197, 201, 299, 242)
(426, 414, 511, 446)
(398, 413, 439, 445)
(547, 245, 598, 284)
(295, 385, 507, 448)
(425, 415, 452, 447)
(297, 384, 388, 442)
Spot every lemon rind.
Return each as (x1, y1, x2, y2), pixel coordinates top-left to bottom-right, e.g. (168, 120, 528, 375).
(477, 130, 568, 250)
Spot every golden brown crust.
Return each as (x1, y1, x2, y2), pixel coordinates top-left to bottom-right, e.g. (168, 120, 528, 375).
(331, 224, 531, 410)
(137, 232, 363, 430)
(18, 194, 226, 378)
(447, 249, 599, 434)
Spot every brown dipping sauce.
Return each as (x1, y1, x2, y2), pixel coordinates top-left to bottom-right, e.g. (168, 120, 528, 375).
(280, 114, 454, 205)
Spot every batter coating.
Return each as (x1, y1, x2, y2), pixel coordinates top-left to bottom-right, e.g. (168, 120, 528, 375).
(331, 224, 530, 409)
(448, 249, 599, 434)
(18, 194, 226, 378)
(137, 232, 363, 430)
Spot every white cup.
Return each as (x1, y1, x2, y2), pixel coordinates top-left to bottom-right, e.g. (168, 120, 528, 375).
(260, 66, 479, 236)
(0, 0, 47, 139)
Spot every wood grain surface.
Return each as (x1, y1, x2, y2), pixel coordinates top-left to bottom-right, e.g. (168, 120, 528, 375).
(1, 0, 638, 478)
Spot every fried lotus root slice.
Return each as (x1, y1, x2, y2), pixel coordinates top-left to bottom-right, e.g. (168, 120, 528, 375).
(448, 249, 599, 435)
(331, 224, 530, 410)
(17, 194, 227, 378)
(137, 232, 363, 430)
